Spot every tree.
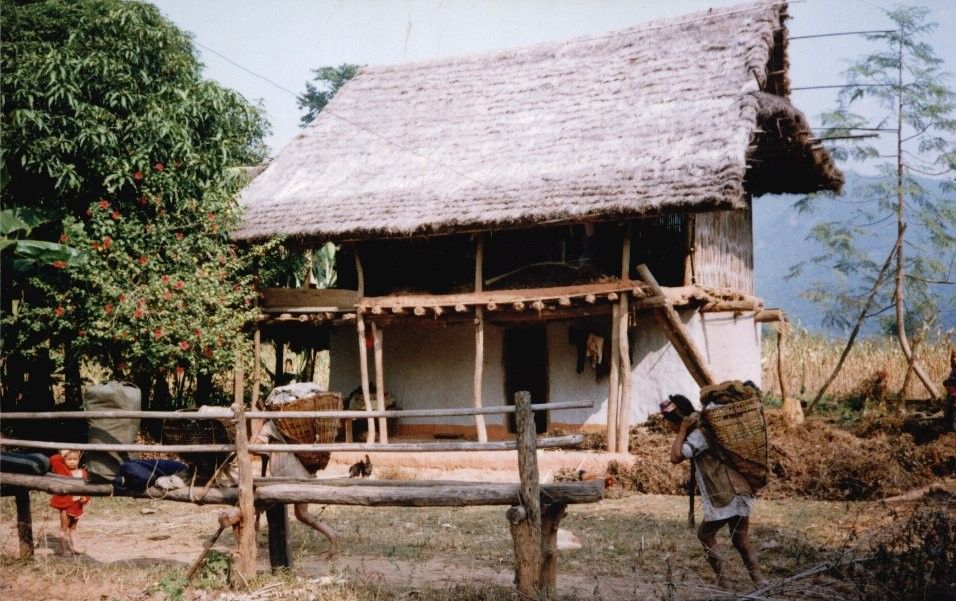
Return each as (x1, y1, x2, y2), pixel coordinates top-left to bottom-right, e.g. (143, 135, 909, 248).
(796, 6, 954, 407)
(1, 0, 269, 409)
(297, 64, 361, 126)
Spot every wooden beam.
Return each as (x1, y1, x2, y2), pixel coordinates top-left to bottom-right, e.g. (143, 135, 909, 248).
(372, 322, 387, 443)
(244, 435, 584, 453)
(701, 300, 761, 313)
(635, 264, 716, 387)
(754, 308, 785, 323)
(255, 481, 601, 507)
(617, 294, 632, 453)
(511, 390, 542, 598)
(607, 303, 620, 453)
(355, 313, 377, 442)
(473, 307, 488, 443)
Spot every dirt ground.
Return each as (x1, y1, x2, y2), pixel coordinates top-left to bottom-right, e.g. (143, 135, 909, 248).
(2, 474, 953, 601)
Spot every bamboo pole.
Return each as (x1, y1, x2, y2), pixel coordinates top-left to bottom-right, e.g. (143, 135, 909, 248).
(355, 313, 377, 443)
(510, 390, 542, 599)
(607, 303, 620, 453)
(233, 364, 257, 581)
(617, 294, 632, 452)
(372, 322, 387, 443)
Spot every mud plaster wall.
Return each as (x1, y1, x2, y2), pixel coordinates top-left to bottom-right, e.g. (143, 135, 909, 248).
(327, 312, 761, 430)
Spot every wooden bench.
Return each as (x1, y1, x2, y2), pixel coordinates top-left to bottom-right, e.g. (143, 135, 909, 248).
(1, 392, 602, 600)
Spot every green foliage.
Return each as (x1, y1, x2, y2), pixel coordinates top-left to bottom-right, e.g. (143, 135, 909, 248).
(297, 63, 361, 126)
(792, 6, 955, 332)
(1, 0, 268, 399)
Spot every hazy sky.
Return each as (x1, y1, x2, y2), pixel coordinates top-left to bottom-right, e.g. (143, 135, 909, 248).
(152, 0, 956, 158)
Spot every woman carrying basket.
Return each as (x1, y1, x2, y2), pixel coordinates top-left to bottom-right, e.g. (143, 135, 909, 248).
(661, 393, 767, 590)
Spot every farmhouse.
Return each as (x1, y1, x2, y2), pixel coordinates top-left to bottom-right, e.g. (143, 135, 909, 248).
(234, 0, 842, 450)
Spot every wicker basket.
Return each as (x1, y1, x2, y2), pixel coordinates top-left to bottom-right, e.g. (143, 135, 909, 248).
(267, 392, 342, 472)
(161, 410, 235, 484)
(701, 395, 768, 489)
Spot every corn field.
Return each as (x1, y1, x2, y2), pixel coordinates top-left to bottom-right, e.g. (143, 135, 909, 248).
(761, 325, 953, 402)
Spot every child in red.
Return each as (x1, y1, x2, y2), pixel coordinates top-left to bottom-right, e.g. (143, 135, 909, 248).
(49, 450, 90, 555)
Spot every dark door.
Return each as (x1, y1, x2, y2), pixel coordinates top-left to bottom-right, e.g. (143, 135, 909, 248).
(503, 327, 549, 434)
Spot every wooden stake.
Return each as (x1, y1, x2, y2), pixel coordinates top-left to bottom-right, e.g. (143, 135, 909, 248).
(187, 523, 227, 580)
(635, 264, 716, 387)
(355, 314, 377, 443)
(252, 328, 262, 409)
(607, 303, 620, 453)
(372, 322, 388, 443)
(15, 489, 33, 559)
(617, 294, 632, 452)
(233, 363, 257, 581)
(473, 307, 488, 443)
(510, 390, 542, 599)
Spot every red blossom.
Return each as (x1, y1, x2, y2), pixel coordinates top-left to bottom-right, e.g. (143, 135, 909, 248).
(175, 366, 185, 376)
(59, 233, 69, 243)
(102, 236, 112, 249)
(153, 327, 163, 338)
(161, 274, 170, 284)
(154, 162, 165, 172)
(91, 241, 100, 251)
(174, 280, 185, 290)
(210, 224, 219, 233)
(104, 303, 113, 315)
(163, 290, 172, 300)
(118, 293, 127, 303)
(133, 171, 144, 181)
(192, 328, 201, 337)
(138, 255, 148, 266)
(175, 232, 184, 241)
(133, 308, 144, 319)
(54, 306, 65, 317)
(137, 196, 148, 206)
(111, 210, 121, 220)
(52, 260, 67, 269)
(203, 346, 213, 358)
(98, 199, 110, 210)
(207, 213, 215, 221)
(78, 330, 86, 337)
(178, 340, 190, 351)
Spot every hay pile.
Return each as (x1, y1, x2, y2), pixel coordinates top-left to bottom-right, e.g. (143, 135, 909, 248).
(563, 410, 955, 501)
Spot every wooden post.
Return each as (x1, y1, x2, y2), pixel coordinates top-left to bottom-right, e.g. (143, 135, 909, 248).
(372, 322, 388, 443)
(266, 504, 292, 571)
(233, 363, 257, 581)
(510, 390, 542, 599)
(539, 502, 567, 599)
(777, 322, 804, 425)
(473, 307, 489, 443)
(621, 221, 631, 281)
(617, 294, 632, 452)
(607, 303, 620, 453)
(355, 314, 377, 443)
(684, 215, 697, 285)
(15, 489, 33, 559)
(635, 264, 716, 387)
(354, 243, 365, 297)
(252, 328, 262, 408)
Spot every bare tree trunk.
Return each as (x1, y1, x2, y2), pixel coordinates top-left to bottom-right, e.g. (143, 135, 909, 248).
(807, 242, 899, 414)
(893, 40, 941, 399)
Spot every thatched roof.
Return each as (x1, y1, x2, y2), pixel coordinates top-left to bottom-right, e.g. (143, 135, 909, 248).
(235, 0, 842, 242)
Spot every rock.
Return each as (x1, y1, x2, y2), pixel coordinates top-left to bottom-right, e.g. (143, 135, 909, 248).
(556, 528, 582, 551)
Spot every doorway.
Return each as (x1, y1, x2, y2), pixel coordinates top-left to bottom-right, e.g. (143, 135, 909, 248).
(503, 326, 549, 434)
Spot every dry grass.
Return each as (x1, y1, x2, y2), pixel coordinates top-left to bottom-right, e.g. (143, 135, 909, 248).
(761, 327, 952, 403)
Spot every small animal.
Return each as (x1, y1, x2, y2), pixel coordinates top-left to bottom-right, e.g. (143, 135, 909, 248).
(577, 469, 616, 489)
(348, 454, 372, 478)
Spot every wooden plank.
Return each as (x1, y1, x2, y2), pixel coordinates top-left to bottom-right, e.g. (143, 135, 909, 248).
(0, 410, 233, 420)
(255, 481, 602, 507)
(233, 372, 257, 581)
(701, 300, 761, 313)
(511, 390, 542, 599)
(372, 323, 387, 443)
(247, 400, 593, 419)
(473, 307, 488, 443)
(754, 308, 785, 323)
(355, 313, 377, 442)
(635, 264, 716, 387)
(361, 280, 634, 308)
(15, 489, 33, 559)
(266, 504, 292, 571)
(259, 288, 360, 310)
(607, 303, 620, 453)
(617, 294, 632, 453)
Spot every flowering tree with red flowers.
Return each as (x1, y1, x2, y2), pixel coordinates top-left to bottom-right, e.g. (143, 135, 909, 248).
(1, 0, 268, 409)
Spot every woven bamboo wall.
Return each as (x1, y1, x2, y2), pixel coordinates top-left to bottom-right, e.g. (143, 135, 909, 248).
(693, 209, 753, 293)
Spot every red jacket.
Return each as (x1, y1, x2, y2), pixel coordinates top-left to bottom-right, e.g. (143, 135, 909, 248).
(49, 454, 90, 517)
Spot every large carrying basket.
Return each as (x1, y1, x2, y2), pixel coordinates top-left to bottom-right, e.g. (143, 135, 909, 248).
(161, 408, 235, 484)
(267, 391, 342, 472)
(701, 395, 768, 489)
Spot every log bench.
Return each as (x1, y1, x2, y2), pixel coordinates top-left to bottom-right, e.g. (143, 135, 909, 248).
(0, 392, 601, 600)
